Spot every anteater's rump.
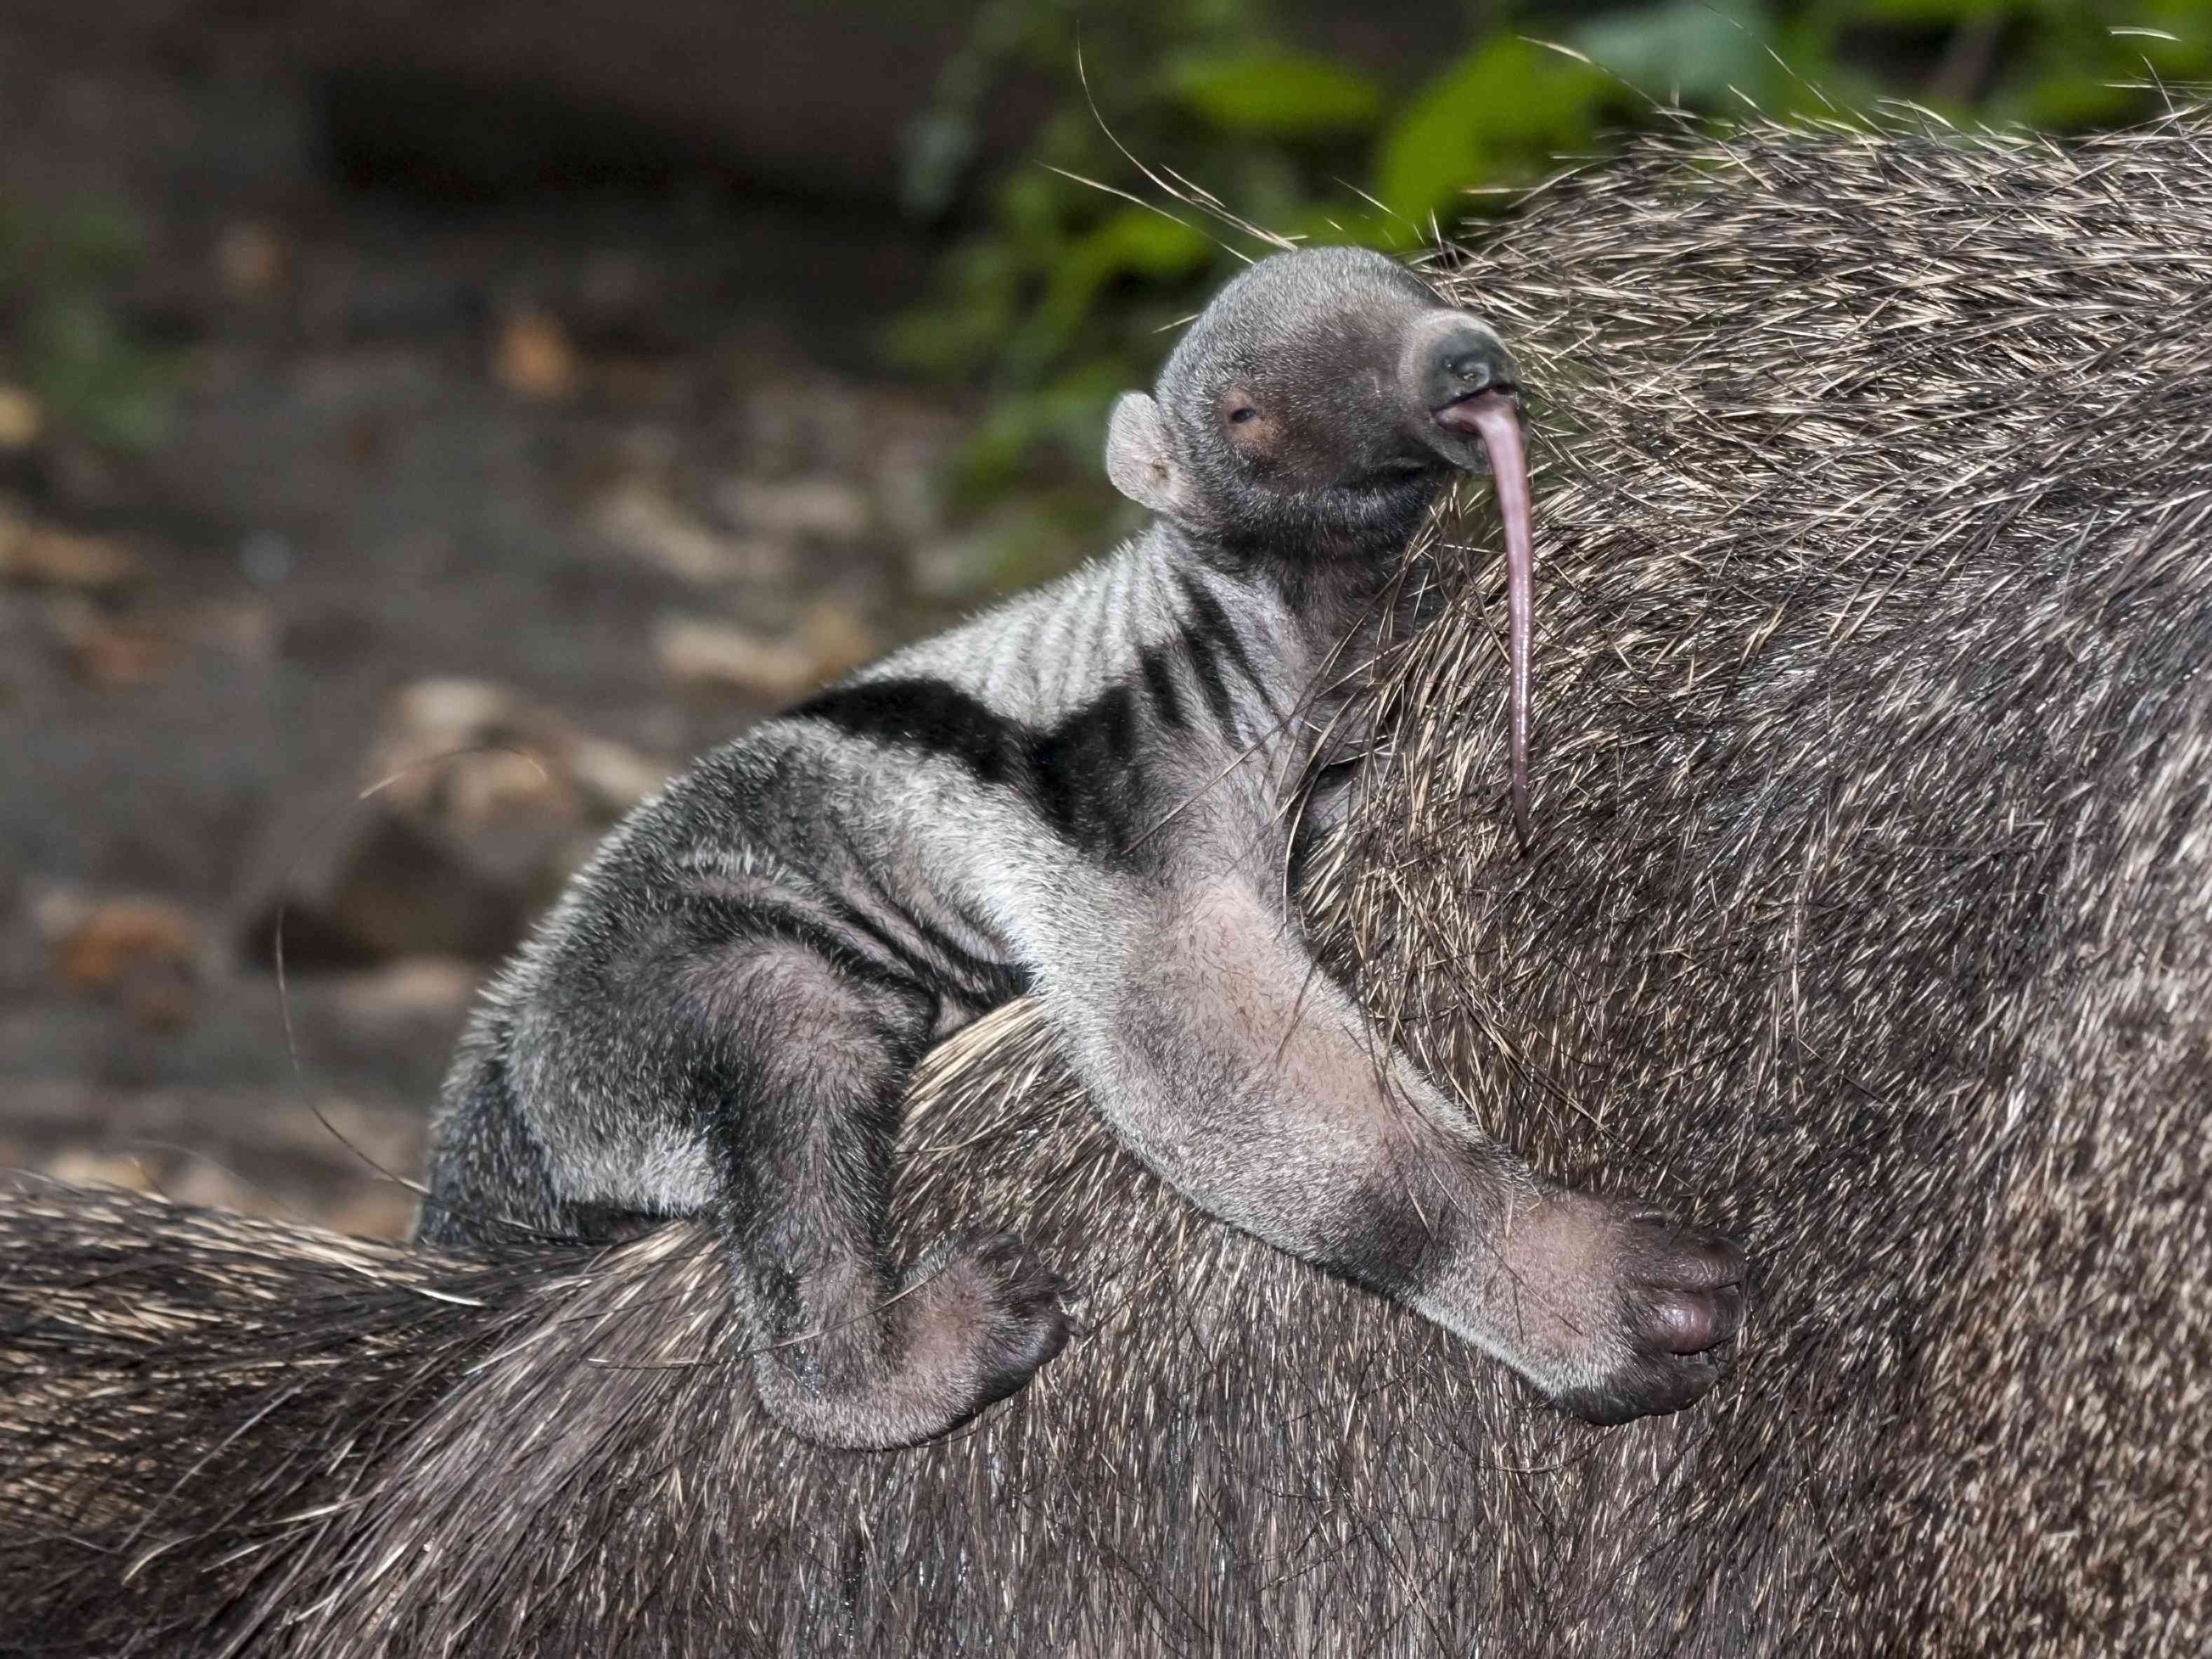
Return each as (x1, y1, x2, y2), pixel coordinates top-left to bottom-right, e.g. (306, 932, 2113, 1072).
(6, 111, 2212, 1656)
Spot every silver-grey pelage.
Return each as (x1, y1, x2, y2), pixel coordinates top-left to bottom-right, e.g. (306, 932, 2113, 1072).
(420, 245, 1742, 1445)
(6, 111, 2212, 1658)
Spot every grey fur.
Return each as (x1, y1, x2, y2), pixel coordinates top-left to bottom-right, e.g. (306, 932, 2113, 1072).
(9, 111, 2210, 1658)
(418, 243, 1741, 1447)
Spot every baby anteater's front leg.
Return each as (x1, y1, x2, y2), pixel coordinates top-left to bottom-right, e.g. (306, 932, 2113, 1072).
(684, 934, 1069, 1449)
(1025, 874, 1744, 1423)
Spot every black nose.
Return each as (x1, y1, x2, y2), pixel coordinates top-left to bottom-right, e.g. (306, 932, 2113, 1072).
(1427, 329, 1515, 407)
(1446, 350, 1496, 387)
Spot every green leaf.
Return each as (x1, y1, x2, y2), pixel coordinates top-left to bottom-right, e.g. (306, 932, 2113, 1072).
(1004, 207, 1212, 380)
(1267, 201, 1401, 252)
(953, 357, 1136, 503)
(2139, 0, 2212, 48)
(1575, 0, 1779, 104)
(1164, 48, 1385, 137)
(1374, 38, 1608, 235)
(27, 292, 175, 453)
(2013, 62, 2155, 130)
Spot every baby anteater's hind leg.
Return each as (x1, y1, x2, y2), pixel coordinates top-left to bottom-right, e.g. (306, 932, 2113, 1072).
(702, 940, 1070, 1449)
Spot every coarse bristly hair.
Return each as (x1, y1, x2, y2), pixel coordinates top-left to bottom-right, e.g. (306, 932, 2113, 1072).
(6, 109, 2212, 1657)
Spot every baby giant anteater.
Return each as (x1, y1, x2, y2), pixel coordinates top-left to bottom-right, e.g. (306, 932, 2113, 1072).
(7, 111, 2209, 1657)
(418, 243, 1742, 1447)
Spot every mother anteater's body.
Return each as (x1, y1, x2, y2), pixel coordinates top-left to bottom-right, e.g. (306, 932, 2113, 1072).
(6, 114, 2210, 1655)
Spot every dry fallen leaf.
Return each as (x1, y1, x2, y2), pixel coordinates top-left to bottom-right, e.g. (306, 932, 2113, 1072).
(592, 479, 790, 583)
(654, 602, 875, 702)
(215, 221, 286, 300)
(51, 896, 200, 994)
(0, 385, 41, 449)
(41, 596, 179, 686)
(49, 895, 201, 1030)
(494, 309, 578, 402)
(0, 506, 145, 590)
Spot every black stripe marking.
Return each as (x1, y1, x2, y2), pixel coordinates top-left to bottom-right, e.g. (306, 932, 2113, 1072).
(829, 874, 1026, 1007)
(1179, 618, 1240, 735)
(699, 898, 925, 1008)
(1138, 645, 1187, 731)
(813, 888, 968, 995)
(791, 679, 1020, 785)
(1176, 571, 1265, 696)
(1030, 686, 1145, 860)
(793, 676, 1165, 868)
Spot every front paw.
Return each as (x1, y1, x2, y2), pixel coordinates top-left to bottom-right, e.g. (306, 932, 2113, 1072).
(1549, 1210, 1746, 1426)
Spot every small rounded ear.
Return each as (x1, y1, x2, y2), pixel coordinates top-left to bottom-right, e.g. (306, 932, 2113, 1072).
(1104, 392, 1193, 518)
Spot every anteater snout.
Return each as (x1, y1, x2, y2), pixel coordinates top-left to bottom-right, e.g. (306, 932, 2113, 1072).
(1421, 323, 1516, 412)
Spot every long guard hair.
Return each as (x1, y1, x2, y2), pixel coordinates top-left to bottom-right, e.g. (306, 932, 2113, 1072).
(5, 109, 2211, 1655)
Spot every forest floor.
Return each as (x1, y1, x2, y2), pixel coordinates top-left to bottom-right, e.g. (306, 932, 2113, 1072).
(0, 34, 1073, 1237)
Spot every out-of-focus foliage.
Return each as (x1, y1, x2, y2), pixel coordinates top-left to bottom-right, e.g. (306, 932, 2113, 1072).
(0, 195, 177, 455)
(895, 0, 2208, 506)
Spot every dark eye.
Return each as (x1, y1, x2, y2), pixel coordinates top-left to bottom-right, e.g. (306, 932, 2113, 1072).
(1229, 407, 1256, 424)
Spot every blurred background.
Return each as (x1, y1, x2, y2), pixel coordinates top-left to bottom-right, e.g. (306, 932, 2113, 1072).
(1, 0, 2201, 1236)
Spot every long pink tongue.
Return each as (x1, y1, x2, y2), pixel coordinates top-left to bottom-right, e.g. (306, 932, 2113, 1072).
(1450, 392, 1534, 850)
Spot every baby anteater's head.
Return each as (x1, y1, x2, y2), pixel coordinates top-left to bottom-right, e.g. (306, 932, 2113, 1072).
(1107, 245, 1538, 844)
(1106, 245, 1520, 561)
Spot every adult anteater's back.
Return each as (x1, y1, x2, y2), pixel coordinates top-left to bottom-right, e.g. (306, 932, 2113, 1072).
(4, 113, 2210, 1656)
(1338, 111, 2212, 1652)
